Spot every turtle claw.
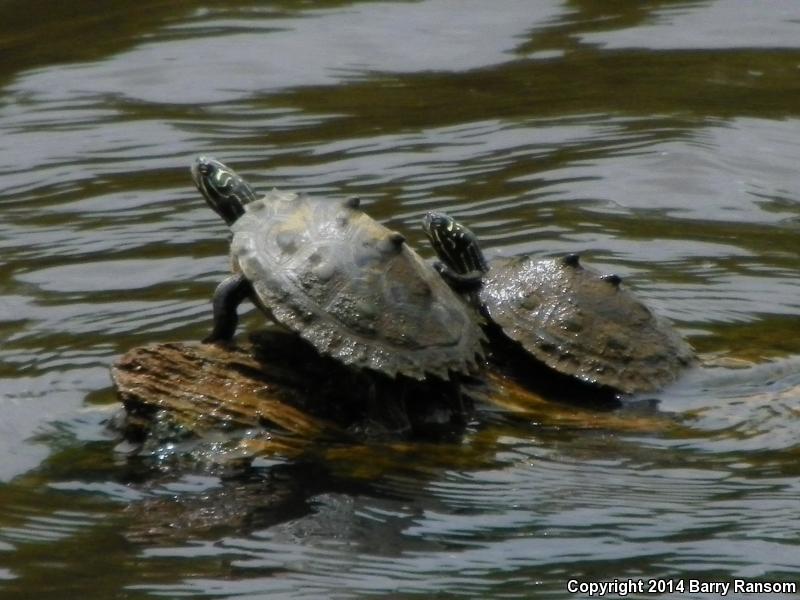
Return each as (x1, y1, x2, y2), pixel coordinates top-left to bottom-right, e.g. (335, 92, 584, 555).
(202, 331, 235, 346)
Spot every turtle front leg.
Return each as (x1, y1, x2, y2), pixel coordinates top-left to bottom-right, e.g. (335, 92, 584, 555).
(203, 273, 254, 343)
(433, 262, 483, 292)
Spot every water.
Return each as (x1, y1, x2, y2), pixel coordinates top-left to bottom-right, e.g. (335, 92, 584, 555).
(1, 1, 799, 598)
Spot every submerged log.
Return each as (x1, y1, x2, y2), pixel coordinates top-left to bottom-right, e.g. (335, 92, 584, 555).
(112, 327, 675, 454)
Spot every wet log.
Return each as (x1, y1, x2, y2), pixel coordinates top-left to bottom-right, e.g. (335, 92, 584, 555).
(111, 328, 675, 454)
(113, 334, 338, 441)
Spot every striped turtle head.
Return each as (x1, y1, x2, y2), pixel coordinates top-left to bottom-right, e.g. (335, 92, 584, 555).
(422, 212, 489, 275)
(191, 156, 258, 226)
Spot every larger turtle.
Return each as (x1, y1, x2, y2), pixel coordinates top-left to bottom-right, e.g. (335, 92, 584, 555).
(422, 212, 694, 393)
(191, 157, 483, 381)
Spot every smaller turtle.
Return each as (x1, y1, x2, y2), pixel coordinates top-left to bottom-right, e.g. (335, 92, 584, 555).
(191, 158, 484, 382)
(422, 212, 694, 394)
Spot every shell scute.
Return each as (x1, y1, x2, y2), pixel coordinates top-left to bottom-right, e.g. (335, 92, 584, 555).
(482, 256, 693, 393)
(230, 194, 483, 379)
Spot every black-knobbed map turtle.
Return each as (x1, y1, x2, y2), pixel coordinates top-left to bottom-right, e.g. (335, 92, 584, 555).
(422, 212, 694, 393)
(191, 158, 483, 381)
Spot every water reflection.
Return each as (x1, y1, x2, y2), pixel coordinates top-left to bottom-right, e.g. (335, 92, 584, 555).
(579, 0, 800, 50)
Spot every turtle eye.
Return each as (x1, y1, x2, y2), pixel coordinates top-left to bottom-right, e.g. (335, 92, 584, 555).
(196, 161, 216, 180)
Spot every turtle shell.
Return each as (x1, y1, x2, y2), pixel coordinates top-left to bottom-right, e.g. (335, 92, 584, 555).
(229, 190, 483, 380)
(480, 255, 694, 393)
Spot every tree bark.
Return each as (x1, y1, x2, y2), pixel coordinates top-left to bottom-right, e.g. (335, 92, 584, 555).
(111, 328, 672, 449)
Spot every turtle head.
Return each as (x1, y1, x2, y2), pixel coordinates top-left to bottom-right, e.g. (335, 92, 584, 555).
(191, 156, 258, 226)
(422, 212, 488, 275)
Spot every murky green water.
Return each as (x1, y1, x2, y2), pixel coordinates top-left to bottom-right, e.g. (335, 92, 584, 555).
(1, 1, 799, 598)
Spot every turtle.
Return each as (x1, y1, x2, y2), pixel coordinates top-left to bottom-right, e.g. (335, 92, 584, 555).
(190, 157, 484, 382)
(421, 212, 694, 394)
